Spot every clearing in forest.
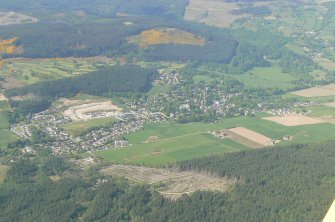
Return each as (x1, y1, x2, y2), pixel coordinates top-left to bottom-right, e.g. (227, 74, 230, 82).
(263, 115, 323, 126)
(129, 28, 205, 48)
(0, 94, 7, 101)
(227, 127, 274, 147)
(0, 37, 17, 54)
(101, 165, 236, 200)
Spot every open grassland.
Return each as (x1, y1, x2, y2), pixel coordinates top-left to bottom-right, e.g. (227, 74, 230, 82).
(129, 28, 205, 48)
(184, 0, 249, 28)
(0, 165, 8, 184)
(62, 117, 118, 136)
(0, 58, 107, 85)
(0, 111, 18, 150)
(232, 67, 297, 89)
(96, 116, 335, 165)
(96, 133, 248, 166)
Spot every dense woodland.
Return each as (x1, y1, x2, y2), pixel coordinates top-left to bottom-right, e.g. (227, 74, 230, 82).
(6, 65, 157, 98)
(5, 65, 156, 123)
(0, 0, 189, 19)
(1, 142, 335, 221)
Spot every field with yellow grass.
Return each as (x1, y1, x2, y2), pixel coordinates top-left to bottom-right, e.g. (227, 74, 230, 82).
(0, 37, 17, 54)
(129, 28, 205, 48)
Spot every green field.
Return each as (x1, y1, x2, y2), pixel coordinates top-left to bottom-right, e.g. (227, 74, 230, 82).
(0, 165, 8, 184)
(0, 58, 106, 85)
(231, 67, 297, 89)
(193, 75, 215, 83)
(96, 133, 248, 166)
(0, 108, 18, 150)
(62, 117, 118, 136)
(96, 116, 335, 165)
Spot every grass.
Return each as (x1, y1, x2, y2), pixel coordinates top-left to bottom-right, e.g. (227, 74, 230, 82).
(96, 115, 335, 166)
(96, 133, 247, 166)
(193, 75, 215, 84)
(0, 165, 8, 184)
(230, 67, 297, 89)
(0, 109, 18, 150)
(0, 58, 105, 85)
(62, 117, 118, 136)
(147, 83, 171, 96)
(306, 105, 335, 118)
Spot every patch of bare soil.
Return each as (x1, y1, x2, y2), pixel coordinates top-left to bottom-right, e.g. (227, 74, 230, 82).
(228, 127, 274, 147)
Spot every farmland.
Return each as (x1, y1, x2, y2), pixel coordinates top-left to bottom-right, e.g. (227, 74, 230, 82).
(291, 84, 335, 98)
(263, 114, 323, 126)
(96, 116, 335, 165)
(232, 67, 297, 90)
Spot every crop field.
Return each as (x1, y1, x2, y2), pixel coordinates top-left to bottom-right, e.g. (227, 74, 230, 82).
(228, 127, 273, 147)
(128, 28, 205, 48)
(62, 117, 118, 136)
(0, 58, 107, 85)
(101, 165, 235, 199)
(96, 116, 335, 165)
(263, 114, 323, 126)
(291, 84, 335, 97)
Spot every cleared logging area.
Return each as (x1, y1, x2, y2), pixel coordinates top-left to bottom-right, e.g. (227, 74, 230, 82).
(101, 165, 235, 199)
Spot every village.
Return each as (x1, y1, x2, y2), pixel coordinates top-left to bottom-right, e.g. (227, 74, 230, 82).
(10, 100, 168, 155)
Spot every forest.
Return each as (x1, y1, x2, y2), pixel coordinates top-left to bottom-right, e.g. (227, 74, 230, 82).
(6, 65, 157, 98)
(0, 0, 189, 19)
(1, 141, 335, 222)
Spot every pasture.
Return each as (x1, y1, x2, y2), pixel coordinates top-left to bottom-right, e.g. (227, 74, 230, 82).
(62, 117, 118, 136)
(0, 58, 106, 85)
(232, 67, 297, 90)
(0, 111, 18, 150)
(96, 116, 335, 165)
(0, 165, 8, 184)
